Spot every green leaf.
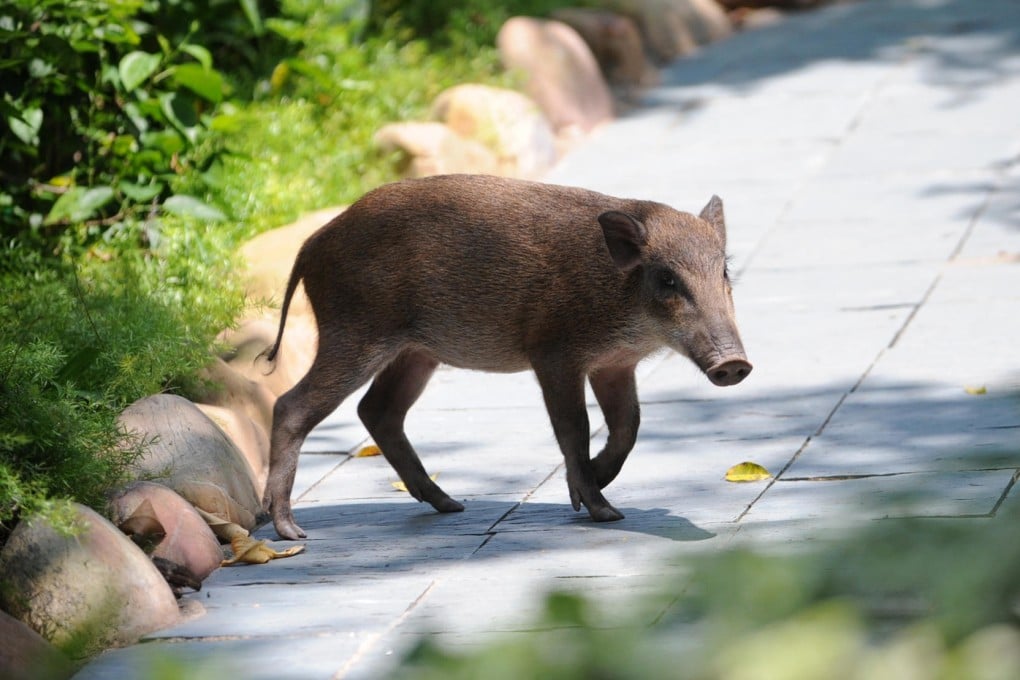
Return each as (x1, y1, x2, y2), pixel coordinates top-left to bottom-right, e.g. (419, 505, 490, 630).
(119, 180, 164, 203)
(139, 129, 184, 155)
(173, 63, 223, 103)
(265, 18, 303, 42)
(159, 92, 200, 142)
(28, 58, 54, 79)
(162, 194, 226, 221)
(44, 186, 115, 225)
(8, 107, 43, 146)
(119, 51, 161, 92)
(180, 43, 212, 70)
(240, 0, 265, 36)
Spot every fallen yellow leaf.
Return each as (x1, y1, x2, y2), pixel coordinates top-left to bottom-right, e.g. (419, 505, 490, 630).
(221, 535, 305, 566)
(391, 473, 438, 492)
(964, 385, 987, 395)
(354, 444, 382, 457)
(195, 507, 250, 542)
(725, 461, 773, 483)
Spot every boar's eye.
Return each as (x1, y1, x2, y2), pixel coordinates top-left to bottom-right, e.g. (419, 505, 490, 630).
(657, 269, 692, 300)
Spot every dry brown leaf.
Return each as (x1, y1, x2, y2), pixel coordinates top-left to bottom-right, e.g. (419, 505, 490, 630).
(195, 506, 250, 542)
(221, 535, 305, 566)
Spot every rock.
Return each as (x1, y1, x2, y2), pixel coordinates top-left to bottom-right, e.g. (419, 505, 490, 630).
(220, 316, 317, 398)
(729, 6, 786, 30)
(196, 403, 270, 495)
(716, 0, 822, 9)
(600, 0, 732, 63)
(375, 121, 500, 177)
(497, 17, 614, 133)
(119, 394, 263, 529)
(191, 357, 274, 438)
(239, 205, 342, 320)
(550, 8, 659, 94)
(108, 481, 224, 583)
(0, 504, 179, 657)
(431, 84, 558, 178)
(0, 610, 73, 680)
(237, 208, 335, 398)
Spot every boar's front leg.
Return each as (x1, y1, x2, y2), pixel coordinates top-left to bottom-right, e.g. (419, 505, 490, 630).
(357, 349, 465, 514)
(533, 358, 625, 522)
(588, 364, 640, 489)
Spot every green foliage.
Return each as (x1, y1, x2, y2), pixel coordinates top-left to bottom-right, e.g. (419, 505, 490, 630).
(0, 228, 242, 537)
(0, 0, 581, 541)
(213, 1, 515, 234)
(366, 0, 581, 51)
(397, 513, 1020, 679)
(0, 0, 264, 252)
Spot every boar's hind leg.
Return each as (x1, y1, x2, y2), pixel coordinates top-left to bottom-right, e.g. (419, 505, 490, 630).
(357, 349, 465, 514)
(533, 359, 625, 522)
(589, 365, 640, 489)
(266, 343, 389, 540)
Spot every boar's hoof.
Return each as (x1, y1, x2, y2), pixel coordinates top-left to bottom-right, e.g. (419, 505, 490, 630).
(430, 497, 466, 513)
(273, 513, 307, 541)
(589, 505, 625, 522)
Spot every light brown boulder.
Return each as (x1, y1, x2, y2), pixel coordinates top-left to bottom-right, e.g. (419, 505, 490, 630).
(497, 17, 614, 133)
(375, 121, 500, 178)
(0, 610, 73, 680)
(239, 205, 342, 319)
(196, 403, 270, 495)
(550, 8, 659, 93)
(431, 84, 558, 178)
(600, 0, 732, 63)
(716, 0, 822, 8)
(729, 6, 786, 30)
(235, 210, 332, 398)
(108, 481, 224, 582)
(120, 394, 262, 529)
(220, 316, 317, 398)
(191, 357, 274, 437)
(0, 504, 179, 657)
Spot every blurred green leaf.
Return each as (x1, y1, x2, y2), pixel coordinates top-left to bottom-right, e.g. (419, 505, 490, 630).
(239, 0, 265, 36)
(119, 50, 161, 92)
(8, 106, 43, 146)
(162, 194, 225, 221)
(179, 43, 212, 70)
(119, 180, 163, 203)
(44, 186, 115, 225)
(173, 63, 224, 103)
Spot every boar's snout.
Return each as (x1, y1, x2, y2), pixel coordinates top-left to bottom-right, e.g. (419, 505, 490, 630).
(707, 358, 753, 386)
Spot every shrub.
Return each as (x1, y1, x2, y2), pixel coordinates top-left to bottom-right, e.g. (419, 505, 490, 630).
(0, 223, 242, 539)
(0, 0, 268, 253)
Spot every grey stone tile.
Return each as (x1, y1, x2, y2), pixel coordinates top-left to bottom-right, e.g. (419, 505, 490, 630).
(742, 469, 1015, 523)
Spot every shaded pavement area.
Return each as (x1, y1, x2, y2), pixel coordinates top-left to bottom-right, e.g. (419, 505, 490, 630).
(78, 0, 1020, 677)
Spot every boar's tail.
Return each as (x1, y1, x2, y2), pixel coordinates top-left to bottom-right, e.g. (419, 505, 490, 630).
(259, 248, 306, 367)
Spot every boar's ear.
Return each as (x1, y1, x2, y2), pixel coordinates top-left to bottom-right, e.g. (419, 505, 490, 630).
(598, 211, 647, 271)
(699, 195, 726, 246)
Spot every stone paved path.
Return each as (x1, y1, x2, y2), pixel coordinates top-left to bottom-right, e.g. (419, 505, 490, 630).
(77, 0, 1020, 677)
